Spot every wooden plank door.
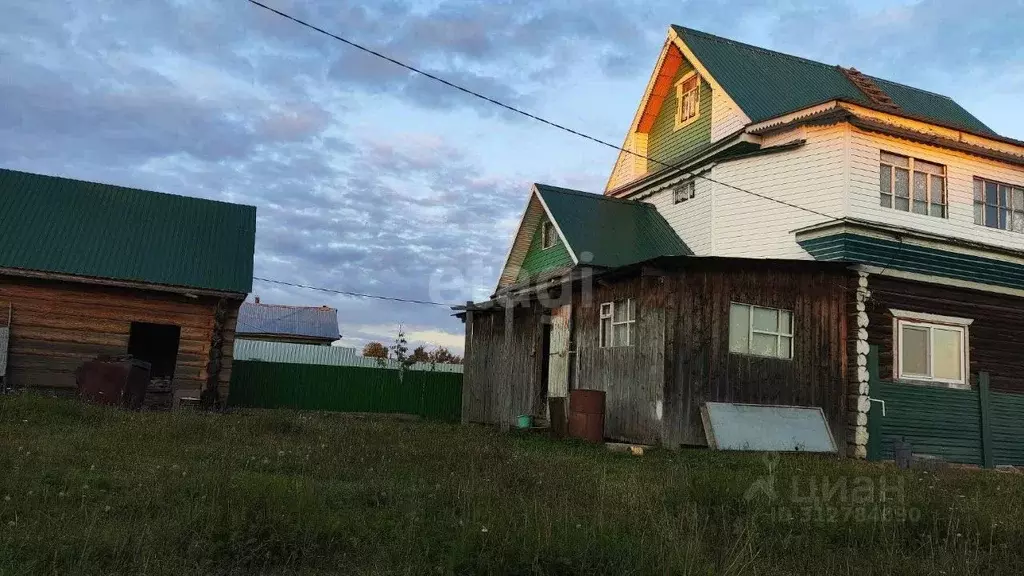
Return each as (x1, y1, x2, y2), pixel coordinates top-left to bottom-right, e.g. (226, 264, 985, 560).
(548, 305, 571, 399)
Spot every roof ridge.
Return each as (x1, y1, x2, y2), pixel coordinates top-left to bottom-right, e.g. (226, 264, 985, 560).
(866, 74, 958, 101)
(245, 302, 336, 310)
(0, 167, 255, 210)
(534, 183, 653, 208)
(672, 25, 840, 72)
(672, 25, 966, 105)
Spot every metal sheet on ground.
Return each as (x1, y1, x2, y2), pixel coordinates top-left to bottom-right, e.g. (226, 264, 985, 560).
(701, 402, 837, 453)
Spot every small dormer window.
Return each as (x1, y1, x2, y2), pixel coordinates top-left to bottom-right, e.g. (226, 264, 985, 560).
(541, 221, 556, 249)
(674, 72, 701, 129)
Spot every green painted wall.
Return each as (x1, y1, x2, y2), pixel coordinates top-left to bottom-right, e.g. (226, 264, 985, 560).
(799, 233, 1024, 291)
(647, 58, 713, 173)
(517, 218, 573, 282)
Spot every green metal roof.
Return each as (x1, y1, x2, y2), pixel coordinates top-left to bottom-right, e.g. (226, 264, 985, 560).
(673, 26, 995, 135)
(0, 168, 256, 293)
(536, 183, 691, 268)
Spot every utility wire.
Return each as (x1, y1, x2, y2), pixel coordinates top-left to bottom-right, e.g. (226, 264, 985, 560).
(247, 0, 841, 222)
(253, 276, 453, 307)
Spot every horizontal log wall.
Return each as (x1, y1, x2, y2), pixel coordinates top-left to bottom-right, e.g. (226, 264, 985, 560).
(0, 275, 240, 402)
(866, 275, 1024, 394)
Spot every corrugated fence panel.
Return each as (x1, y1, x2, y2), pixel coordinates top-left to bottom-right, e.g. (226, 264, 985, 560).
(233, 340, 463, 372)
(990, 390, 1024, 466)
(405, 370, 463, 422)
(873, 381, 983, 465)
(228, 361, 462, 421)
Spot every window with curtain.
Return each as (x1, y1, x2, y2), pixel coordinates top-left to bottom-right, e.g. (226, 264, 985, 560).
(879, 151, 946, 218)
(674, 73, 700, 129)
(728, 303, 793, 359)
(896, 319, 967, 385)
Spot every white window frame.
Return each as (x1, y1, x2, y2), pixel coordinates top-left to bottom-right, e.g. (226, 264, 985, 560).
(891, 309, 972, 389)
(673, 180, 695, 204)
(599, 299, 635, 348)
(729, 303, 793, 360)
(674, 71, 701, 130)
(541, 221, 556, 250)
(879, 151, 947, 218)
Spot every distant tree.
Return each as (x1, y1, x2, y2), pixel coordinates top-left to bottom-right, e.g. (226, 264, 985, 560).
(362, 341, 389, 365)
(409, 345, 431, 364)
(390, 326, 414, 370)
(428, 347, 463, 365)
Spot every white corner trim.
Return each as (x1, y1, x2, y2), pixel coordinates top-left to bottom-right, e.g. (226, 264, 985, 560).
(888, 308, 974, 326)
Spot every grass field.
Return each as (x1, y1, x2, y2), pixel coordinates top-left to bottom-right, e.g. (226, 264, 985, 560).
(1, 394, 1023, 575)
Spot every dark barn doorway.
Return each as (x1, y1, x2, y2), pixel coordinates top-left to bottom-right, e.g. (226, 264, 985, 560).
(128, 322, 181, 378)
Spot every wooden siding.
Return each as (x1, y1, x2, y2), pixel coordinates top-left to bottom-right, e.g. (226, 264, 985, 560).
(647, 60, 712, 173)
(711, 124, 847, 258)
(664, 262, 849, 446)
(710, 87, 749, 142)
(848, 128, 1024, 253)
(461, 302, 546, 425)
(866, 275, 1024, 394)
(606, 132, 649, 192)
(0, 275, 240, 402)
(644, 175, 713, 255)
(573, 275, 667, 444)
(517, 216, 573, 282)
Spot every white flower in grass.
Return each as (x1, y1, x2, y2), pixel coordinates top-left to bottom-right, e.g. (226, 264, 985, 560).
(278, 450, 285, 457)
(480, 527, 488, 533)
(90, 465, 95, 471)
(3, 495, 9, 502)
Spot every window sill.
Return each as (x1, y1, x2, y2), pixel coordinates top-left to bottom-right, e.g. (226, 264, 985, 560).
(894, 378, 969, 390)
(729, 351, 792, 361)
(674, 115, 700, 131)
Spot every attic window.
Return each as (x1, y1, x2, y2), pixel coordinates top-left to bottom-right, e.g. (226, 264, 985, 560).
(541, 221, 556, 249)
(674, 72, 701, 129)
(673, 180, 696, 204)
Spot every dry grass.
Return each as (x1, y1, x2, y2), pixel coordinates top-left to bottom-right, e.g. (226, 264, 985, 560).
(1, 393, 1023, 575)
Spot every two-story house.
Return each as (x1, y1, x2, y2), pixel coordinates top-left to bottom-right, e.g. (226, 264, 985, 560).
(459, 26, 1024, 463)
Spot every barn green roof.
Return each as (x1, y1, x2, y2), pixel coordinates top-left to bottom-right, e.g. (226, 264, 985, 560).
(536, 183, 691, 268)
(0, 168, 256, 294)
(673, 25, 995, 135)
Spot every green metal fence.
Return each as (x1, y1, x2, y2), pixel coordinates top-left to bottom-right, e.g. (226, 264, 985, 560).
(228, 360, 463, 421)
(866, 345, 1024, 467)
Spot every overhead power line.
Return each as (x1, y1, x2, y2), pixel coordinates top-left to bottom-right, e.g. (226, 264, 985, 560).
(253, 276, 453, 307)
(247, 0, 841, 222)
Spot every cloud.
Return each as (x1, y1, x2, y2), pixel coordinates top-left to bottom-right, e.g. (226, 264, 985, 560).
(2, 0, 1020, 360)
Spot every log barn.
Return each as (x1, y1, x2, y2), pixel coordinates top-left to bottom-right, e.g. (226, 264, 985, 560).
(0, 168, 256, 406)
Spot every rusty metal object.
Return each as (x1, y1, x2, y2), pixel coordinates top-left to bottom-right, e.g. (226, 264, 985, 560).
(548, 397, 567, 439)
(568, 389, 605, 443)
(75, 357, 151, 409)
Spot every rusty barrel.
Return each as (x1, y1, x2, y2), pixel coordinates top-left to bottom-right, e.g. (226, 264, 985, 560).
(568, 389, 605, 443)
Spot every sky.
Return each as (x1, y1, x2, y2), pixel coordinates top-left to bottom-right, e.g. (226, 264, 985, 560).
(2, 0, 1022, 354)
